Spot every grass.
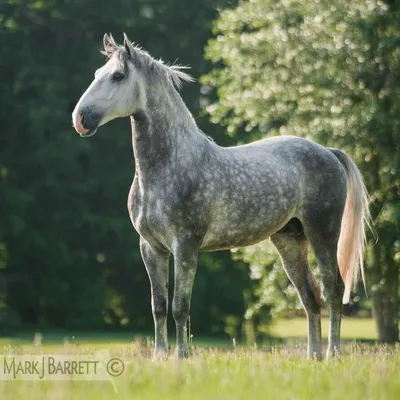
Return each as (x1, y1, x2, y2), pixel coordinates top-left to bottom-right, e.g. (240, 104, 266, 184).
(270, 317, 378, 340)
(1, 318, 397, 400)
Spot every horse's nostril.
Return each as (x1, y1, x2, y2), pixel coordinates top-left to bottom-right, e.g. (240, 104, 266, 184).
(80, 113, 86, 128)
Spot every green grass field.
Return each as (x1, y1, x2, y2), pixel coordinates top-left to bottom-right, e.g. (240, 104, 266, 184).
(1, 318, 398, 400)
(271, 316, 378, 340)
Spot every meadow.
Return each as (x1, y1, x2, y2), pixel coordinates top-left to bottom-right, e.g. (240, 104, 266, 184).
(1, 318, 399, 400)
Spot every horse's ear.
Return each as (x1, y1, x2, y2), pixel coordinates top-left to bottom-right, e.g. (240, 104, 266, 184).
(123, 33, 134, 58)
(103, 33, 117, 57)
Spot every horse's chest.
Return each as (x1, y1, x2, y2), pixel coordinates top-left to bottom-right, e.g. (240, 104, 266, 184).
(127, 180, 184, 247)
(128, 186, 158, 236)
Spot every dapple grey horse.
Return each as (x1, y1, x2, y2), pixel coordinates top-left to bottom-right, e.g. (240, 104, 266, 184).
(72, 34, 370, 360)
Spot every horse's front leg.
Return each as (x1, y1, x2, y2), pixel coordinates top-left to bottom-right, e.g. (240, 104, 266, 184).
(172, 241, 199, 358)
(140, 237, 170, 359)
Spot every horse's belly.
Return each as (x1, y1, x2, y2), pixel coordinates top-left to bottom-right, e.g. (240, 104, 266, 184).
(200, 207, 292, 251)
(201, 229, 274, 251)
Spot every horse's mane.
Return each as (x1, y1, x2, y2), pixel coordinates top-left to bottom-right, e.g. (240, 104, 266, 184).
(102, 34, 194, 89)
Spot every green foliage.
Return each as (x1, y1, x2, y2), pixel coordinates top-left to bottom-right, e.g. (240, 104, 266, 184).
(235, 242, 300, 320)
(204, 0, 400, 338)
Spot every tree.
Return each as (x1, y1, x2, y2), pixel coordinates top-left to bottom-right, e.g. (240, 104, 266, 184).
(203, 0, 400, 342)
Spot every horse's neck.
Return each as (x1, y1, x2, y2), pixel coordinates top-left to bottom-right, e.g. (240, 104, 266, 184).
(131, 83, 210, 181)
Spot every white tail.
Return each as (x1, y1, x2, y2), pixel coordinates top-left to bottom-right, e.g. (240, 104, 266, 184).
(330, 149, 371, 304)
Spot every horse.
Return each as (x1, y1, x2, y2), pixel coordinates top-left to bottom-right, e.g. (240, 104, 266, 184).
(72, 33, 370, 360)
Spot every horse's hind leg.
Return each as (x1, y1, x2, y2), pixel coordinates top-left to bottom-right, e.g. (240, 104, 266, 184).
(271, 223, 323, 360)
(302, 221, 345, 359)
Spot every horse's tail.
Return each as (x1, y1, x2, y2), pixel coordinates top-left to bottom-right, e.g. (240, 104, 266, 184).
(329, 148, 371, 304)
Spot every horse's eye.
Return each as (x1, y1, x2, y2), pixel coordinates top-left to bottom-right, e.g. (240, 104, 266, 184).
(112, 72, 125, 82)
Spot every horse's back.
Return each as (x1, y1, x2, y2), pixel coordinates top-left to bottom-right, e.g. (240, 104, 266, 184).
(224, 135, 344, 178)
(225, 135, 326, 158)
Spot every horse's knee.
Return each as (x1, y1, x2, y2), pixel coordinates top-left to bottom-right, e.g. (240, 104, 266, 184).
(153, 294, 167, 319)
(172, 297, 190, 323)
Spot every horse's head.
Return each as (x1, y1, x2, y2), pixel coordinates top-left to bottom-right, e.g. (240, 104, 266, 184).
(72, 33, 142, 137)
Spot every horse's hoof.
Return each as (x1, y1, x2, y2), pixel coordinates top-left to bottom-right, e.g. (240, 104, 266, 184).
(174, 349, 189, 360)
(308, 351, 323, 362)
(152, 351, 169, 362)
(326, 347, 341, 360)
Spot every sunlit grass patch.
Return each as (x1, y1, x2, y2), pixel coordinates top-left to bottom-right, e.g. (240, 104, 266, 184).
(0, 320, 392, 400)
(270, 317, 377, 341)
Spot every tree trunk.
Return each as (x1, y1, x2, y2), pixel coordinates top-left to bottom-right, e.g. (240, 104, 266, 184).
(370, 239, 399, 343)
(372, 291, 399, 343)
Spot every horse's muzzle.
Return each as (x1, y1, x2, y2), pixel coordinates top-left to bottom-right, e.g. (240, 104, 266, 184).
(72, 108, 101, 137)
